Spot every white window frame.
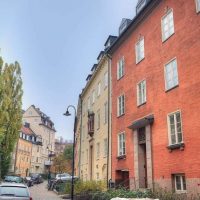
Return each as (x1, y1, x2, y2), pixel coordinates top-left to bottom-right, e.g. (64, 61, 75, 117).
(87, 97, 91, 110)
(135, 37, 145, 64)
(195, 0, 200, 12)
(92, 90, 95, 104)
(104, 139, 108, 157)
(104, 72, 108, 88)
(164, 58, 179, 91)
(117, 57, 125, 80)
(174, 174, 187, 193)
(104, 101, 108, 124)
(97, 109, 100, 130)
(161, 9, 175, 42)
(97, 82, 101, 97)
(117, 95, 125, 117)
(118, 132, 126, 156)
(167, 110, 183, 145)
(96, 142, 100, 159)
(137, 80, 146, 106)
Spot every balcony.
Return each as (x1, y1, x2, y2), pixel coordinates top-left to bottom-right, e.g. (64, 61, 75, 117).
(44, 160, 52, 166)
(88, 111, 95, 137)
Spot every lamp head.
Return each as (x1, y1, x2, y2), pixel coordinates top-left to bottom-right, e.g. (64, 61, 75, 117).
(64, 110, 71, 116)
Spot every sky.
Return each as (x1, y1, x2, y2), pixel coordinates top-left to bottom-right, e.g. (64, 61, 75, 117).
(0, 0, 137, 140)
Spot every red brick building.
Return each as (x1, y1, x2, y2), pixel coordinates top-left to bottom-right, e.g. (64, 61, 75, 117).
(108, 0, 200, 195)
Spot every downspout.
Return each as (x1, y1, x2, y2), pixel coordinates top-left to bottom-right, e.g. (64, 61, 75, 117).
(78, 94, 83, 178)
(106, 53, 112, 188)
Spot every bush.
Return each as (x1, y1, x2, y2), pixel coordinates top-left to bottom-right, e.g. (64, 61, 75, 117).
(65, 180, 106, 195)
(92, 188, 151, 200)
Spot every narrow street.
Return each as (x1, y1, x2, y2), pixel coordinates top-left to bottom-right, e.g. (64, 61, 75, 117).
(29, 181, 62, 200)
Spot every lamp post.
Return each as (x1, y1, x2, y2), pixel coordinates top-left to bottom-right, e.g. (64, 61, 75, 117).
(63, 105, 77, 200)
(47, 144, 52, 183)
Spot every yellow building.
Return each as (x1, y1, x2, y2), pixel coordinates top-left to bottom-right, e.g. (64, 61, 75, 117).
(75, 36, 117, 183)
(15, 125, 33, 177)
(23, 105, 56, 174)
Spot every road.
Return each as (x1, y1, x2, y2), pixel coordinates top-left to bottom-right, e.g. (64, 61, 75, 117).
(29, 181, 62, 200)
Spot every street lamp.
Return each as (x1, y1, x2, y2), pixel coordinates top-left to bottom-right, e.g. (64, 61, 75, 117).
(63, 105, 77, 200)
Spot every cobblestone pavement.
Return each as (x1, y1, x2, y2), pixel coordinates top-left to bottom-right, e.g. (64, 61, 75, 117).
(29, 181, 62, 200)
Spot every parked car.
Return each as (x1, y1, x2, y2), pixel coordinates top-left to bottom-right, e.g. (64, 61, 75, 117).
(4, 176, 24, 184)
(0, 182, 32, 200)
(24, 177, 34, 187)
(55, 173, 78, 182)
(30, 173, 43, 184)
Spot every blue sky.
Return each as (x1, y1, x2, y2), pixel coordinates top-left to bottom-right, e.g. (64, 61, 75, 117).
(0, 0, 137, 140)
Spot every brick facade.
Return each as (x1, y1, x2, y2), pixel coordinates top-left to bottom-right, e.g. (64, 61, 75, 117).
(110, 0, 200, 195)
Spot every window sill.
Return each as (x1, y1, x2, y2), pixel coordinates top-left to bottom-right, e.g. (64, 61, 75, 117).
(136, 57, 145, 65)
(167, 143, 185, 151)
(137, 102, 146, 107)
(117, 155, 126, 160)
(117, 75, 124, 81)
(175, 190, 187, 194)
(117, 113, 125, 118)
(165, 85, 179, 93)
(162, 32, 175, 43)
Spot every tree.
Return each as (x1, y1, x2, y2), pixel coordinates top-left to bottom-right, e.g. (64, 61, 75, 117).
(51, 154, 72, 174)
(0, 57, 23, 178)
(63, 144, 73, 160)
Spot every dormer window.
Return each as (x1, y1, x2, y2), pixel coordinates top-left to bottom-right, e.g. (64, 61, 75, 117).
(136, 0, 147, 14)
(119, 18, 132, 35)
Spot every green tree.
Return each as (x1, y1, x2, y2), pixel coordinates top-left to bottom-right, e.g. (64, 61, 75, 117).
(0, 57, 23, 178)
(63, 145, 73, 160)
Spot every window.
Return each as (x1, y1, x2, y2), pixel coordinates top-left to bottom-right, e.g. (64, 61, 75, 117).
(168, 111, 183, 145)
(86, 149, 88, 163)
(117, 95, 125, 116)
(87, 97, 91, 110)
(92, 90, 95, 104)
(117, 57, 125, 79)
(174, 174, 186, 192)
(23, 134, 26, 139)
(104, 102, 108, 124)
(165, 58, 179, 91)
(97, 109, 100, 130)
(96, 143, 100, 159)
(161, 9, 174, 41)
(97, 82, 101, 96)
(118, 132, 125, 156)
(135, 37, 144, 64)
(137, 80, 146, 106)
(88, 113, 94, 135)
(19, 132, 22, 138)
(104, 72, 108, 88)
(196, 0, 200, 12)
(104, 139, 108, 157)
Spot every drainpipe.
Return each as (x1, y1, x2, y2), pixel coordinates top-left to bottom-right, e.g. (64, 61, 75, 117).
(78, 94, 83, 178)
(106, 53, 112, 189)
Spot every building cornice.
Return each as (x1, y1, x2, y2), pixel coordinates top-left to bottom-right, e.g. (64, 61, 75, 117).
(81, 55, 108, 98)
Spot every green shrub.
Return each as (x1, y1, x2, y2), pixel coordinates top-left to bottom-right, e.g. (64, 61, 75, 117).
(65, 180, 106, 195)
(92, 188, 152, 200)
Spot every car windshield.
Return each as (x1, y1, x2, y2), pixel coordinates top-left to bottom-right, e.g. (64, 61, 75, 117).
(31, 174, 38, 178)
(4, 176, 23, 183)
(0, 186, 29, 197)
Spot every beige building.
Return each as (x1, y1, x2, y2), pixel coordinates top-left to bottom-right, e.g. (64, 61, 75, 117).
(23, 105, 56, 174)
(75, 36, 116, 183)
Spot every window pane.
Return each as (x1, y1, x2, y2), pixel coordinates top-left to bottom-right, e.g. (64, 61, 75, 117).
(176, 176, 181, 190)
(182, 176, 186, 190)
